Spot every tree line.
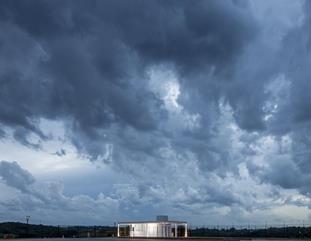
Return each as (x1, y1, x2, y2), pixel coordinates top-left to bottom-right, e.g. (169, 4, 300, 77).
(1, 222, 311, 238)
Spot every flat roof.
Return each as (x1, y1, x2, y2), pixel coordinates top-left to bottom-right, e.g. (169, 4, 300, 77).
(118, 221, 187, 224)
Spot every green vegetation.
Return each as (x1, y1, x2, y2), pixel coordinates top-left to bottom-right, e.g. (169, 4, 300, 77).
(0, 222, 116, 238)
(190, 226, 311, 238)
(1, 222, 311, 239)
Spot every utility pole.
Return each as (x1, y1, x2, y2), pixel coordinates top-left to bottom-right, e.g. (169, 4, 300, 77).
(302, 220, 305, 238)
(40, 220, 43, 238)
(26, 216, 30, 238)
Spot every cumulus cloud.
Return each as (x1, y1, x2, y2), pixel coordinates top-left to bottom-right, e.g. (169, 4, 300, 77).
(0, 0, 311, 225)
(0, 0, 256, 160)
(0, 161, 35, 193)
(0, 161, 119, 224)
(243, 0, 311, 199)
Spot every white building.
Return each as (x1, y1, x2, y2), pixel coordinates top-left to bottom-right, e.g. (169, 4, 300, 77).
(117, 216, 187, 238)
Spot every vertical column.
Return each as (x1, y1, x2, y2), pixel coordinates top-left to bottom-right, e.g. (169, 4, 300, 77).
(175, 223, 177, 237)
(117, 224, 120, 237)
(156, 224, 159, 237)
(185, 223, 188, 237)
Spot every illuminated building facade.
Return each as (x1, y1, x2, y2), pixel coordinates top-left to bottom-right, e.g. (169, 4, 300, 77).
(117, 216, 187, 238)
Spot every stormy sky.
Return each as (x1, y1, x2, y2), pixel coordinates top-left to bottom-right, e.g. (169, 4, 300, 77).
(0, 0, 311, 226)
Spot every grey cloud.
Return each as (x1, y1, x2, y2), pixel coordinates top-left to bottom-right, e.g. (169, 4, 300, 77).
(53, 148, 66, 157)
(0, 0, 259, 195)
(13, 127, 43, 150)
(135, 1, 256, 72)
(0, 128, 5, 138)
(246, 1, 311, 197)
(268, 1, 311, 133)
(2, 0, 311, 223)
(261, 157, 304, 189)
(0, 1, 165, 148)
(0, 160, 35, 192)
(0, 161, 119, 224)
(0, 0, 257, 159)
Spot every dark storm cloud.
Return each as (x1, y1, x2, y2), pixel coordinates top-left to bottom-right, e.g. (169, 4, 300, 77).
(0, 0, 165, 140)
(0, 0, 257, 158)
(134, 1, 255, 72)
(4, 0, 311, 214)
(2, 0, 311, 224)
(245, 1, 311, 197)
(0, 161, 35, 192)
(261, 1, 311, 136)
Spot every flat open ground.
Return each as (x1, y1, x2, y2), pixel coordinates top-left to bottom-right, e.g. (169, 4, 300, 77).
(1, 238, 310, 241)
